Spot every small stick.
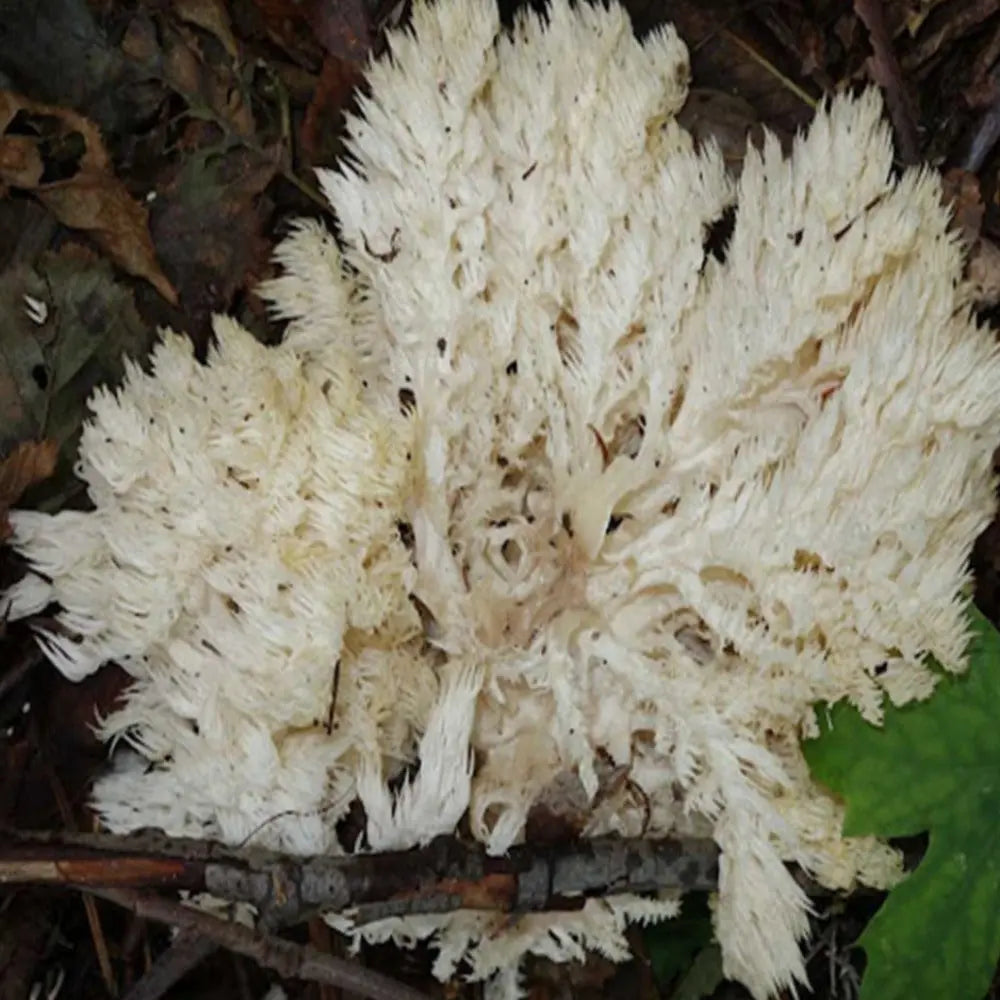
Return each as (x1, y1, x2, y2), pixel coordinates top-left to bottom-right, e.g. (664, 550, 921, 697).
(854, 0, 921, 164)
(92, 886, 433, 1000)
(122, 930, 217, 1000)
(34, 721, 118, 997)
(722, 30, 819, 110)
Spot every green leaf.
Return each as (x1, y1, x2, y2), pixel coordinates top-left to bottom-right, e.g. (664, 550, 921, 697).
(803, 604, 1000, 1000)
(671, 944, 725, 1000)
(0, 252, 153, 511)
(644, 894, 715, 990)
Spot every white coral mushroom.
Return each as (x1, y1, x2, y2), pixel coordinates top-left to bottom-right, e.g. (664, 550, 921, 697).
(6, 0, 1000, 995)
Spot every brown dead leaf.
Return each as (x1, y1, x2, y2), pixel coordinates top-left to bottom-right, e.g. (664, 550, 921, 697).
(677, 89, 766, 173)
(0, 91, 177, 304)
(294, 0, 377, 163)
(939, 170, 1000, 307)
(0, 0, 127, 130)
(942, 167, 985, 245)
(892, 0, 954, 37)
(0, 136, 44, 190)
(966, 20, 1000, 108)
(754, 5, 833, 86)
(249, 0, 326, 67)
(969, 237, 1000, 307)
(38, 178, 178, 306)
(120, 14, 161, 65)
(0, 91, 108, 172)
(900, 0, 1000, 78)
(0, 440, 58, 540)
(626, 0, 813, 142)
(162, 26, 211, 98)
(172, 0, 239, 59)
(151, 144, 278, 340)
(121, 11, 254, 139)
(311, 0, 373, 63)
(301, 54, 366, 163)
(249, 0, 374, 68)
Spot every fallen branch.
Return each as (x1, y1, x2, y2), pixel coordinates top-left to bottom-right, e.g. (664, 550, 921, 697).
(0, 831, 720, 1000)
(0, 829, 721, 924)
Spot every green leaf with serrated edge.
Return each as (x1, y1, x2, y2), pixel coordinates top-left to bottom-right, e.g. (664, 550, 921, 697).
(803, 604, 1000, 1000)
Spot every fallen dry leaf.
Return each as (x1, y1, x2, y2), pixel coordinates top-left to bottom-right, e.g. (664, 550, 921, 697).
(0, 0, 127, 127)
(753, 4, 832, 86)
(0, 136, 44, 190)
(900, 0, 1000, 78)
(0, 439, 57, 540)
(941, 167, 985, 245)
(0, 90, 109, 171)
(151, 143, 278, 339)
(0, 91, 177, 304)
(628, 1, 813, 142)
(167, 28, 253, 137)
(296, 0, 377, 163)
(37, 177, 177, 305)
(677, 88, 766, 171)
(937, 168, 1000, 307)
(249, 0, 326, 66)
(172, 0, 239, 59)
(301, 54, 365, 164)
(121, 11, 255, 139)
(310, 0, 373, 63)
(969, 237, 1000, 307)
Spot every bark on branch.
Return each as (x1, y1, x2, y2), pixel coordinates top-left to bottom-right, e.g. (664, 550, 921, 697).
(0, 829, 721, 924)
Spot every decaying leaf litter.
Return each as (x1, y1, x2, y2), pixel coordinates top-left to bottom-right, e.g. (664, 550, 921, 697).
(5, 0, 1000, 999)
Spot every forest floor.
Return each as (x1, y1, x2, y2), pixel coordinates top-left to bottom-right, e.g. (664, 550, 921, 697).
(2, 0, 1000, 998)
